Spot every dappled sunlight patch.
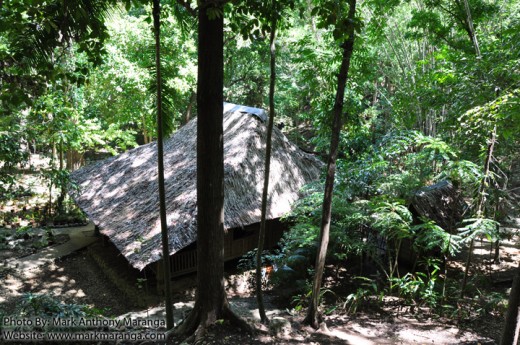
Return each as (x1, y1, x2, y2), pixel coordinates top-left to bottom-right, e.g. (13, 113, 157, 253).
(2, 251, 138, 317)
(327, 328, 376, 344)
(64, 288, 86, 299)
(55, 275, 68, 282)
(348, 321, 389, 338)
(396, 324, 476, 343)
(1, 274, 24, 301)
(130, 148, 154, 168)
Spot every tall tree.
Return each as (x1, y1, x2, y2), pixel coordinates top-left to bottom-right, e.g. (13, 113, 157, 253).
(460, 125, 496, 299)
(304, 0, 358, 328)
(255, 0, 278, 324)
(152, 0, 174, 330)
(500, 261, 520, 345)
(175, 1, 251, 340)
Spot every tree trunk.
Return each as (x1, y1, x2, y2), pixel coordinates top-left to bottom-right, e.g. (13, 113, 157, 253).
(152, 0, 174, 330)
(175, 3, 251, 340)
(461, 0, 481, 56)
(57, 139, 65, 214)
(255, 6, 277, 325)
(500, 261, 520, 345)
(66, 149, 84, 171)
(304, 0, 357, 329)
(184, 90, 195, 125)
(460, 126, 496, 299)
(142, 115, 149, 144)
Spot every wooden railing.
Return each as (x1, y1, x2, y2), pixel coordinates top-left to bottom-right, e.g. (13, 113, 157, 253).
(169, 223, 284, 277)
(170, 250, 197, 276)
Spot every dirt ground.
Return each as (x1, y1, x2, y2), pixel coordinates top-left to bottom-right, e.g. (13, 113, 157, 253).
(1, 238, 515, 344)
(0, 249, 136, 316)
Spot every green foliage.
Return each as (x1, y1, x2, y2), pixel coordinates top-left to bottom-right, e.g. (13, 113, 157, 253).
(390, 259, 441, 308)
(0, 129, 29, 196)
(19, 293, 87, 319)
(41, 168, 70, 192)
(412, 218, 462, 256)
(372, 201, 412, 240)
(0, 0, 113, 118)
(337, 130, 479, 201)
(437, 160, 482, 189)
(2, 3, 197, 168)
(458, 217, 500, 243)
(30, 83, 138, 156)
(228, 0, 296, 40)
(310, 0, 363, 42)
(343, 276, 383, 314)
(283, 187, 369, 265)
(407, 0, 497, 53)
(291, 286, 334, 312)
(287, 128, 486, 310)
(237, 247, 285, 272)
(456, 89, 520, 158)
(286, 130, 475, 265)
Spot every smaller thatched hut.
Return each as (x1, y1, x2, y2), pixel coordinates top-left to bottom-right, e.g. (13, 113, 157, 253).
(70, 103, 323, 288)
(410, 180, 467, 232)
(396, 180, 467, 266)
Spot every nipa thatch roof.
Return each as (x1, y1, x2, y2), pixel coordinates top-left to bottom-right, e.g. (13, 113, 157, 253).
(70, 103, 323, 270)
(410, 180, 466, 232)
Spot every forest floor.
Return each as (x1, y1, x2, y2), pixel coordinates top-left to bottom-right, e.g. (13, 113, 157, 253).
(1, 228, 518, 344)
(1, 155, 519, 344)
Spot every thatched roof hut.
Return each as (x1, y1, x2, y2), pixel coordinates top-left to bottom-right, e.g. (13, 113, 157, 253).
(410, 180, 467, 231)
(70, 103, 323, 271)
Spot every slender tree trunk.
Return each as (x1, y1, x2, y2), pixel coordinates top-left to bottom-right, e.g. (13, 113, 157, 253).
(304, 0, 357, 329)
(66, 149, 84, 171)
(184, 90, 195, 125)
(461, 0, 481, 56)
(56, 139, 66, 214)
(48, 141, 57, 216)
(142, 115, 149, 144)
(393, 239, 402, 279)
(175, 3, 251, 340)
(52, 142, 57, 163)
(500, 261, 520, 345)
(152, 0, 174, 330)
(59, 140, 64, 171)
(256, 6, 277, 325)
(460, 126, 496, 299)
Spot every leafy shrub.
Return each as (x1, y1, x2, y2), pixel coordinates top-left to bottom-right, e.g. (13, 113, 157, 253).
(19, 293, 87, 319)
(237, 247, 286, 272)
(291, 286, 335, 313)
(412, 219, 462, 257)
(343, 276, 383, 314)
(458, 217, 500, 243)
(237, 247, 287, 292)
(0, 130, 29, 198)
(390, 265, 440, 309)
(284, 130, 485, 311)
